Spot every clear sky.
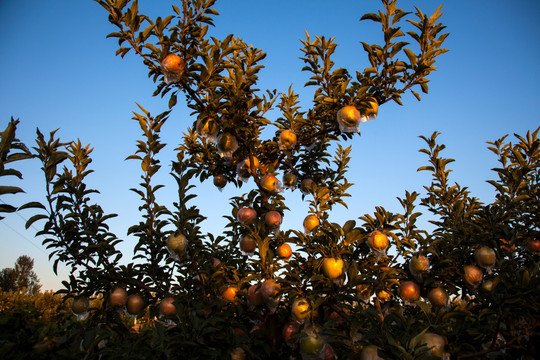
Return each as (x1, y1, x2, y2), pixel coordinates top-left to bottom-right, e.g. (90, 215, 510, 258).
(0, 0, 539, 291)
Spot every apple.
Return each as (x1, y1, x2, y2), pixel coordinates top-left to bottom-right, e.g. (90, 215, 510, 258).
(463, 265, 483, 287)
(398, 281, 420, 303)
(300, 332, 325, 355)
(109, 287, 128, 308)
(213, 174, 227, 189)
(161, 53, 185, 84)
(367, 231, 389, 252)
(236, 156, 259, 180)
(337, 105, 361, 133)
(277, 243, 292, 259)
(427, 287, 448, 307)
(362, 98, 379, 121)
(239, 235, 257, 254)
(482, 279, 494, 292)
(264, 211, 282, 229)
(282, 172, 297, 189)
(283, 322, 300, 345)
(230, 347, 246, 360)
(260, 174, 283, 193)
(300, 178, 315, 194)
(223, 286, 238, 302)
(195, 117, 219, 140)
(416, 332, 446, 357)
(528, 239, 540, 252)
(236, 207, 257, 225)
(278, 129, 297, 150)
(303, 214, 320, 234)
(167, 233, 188, 256)
(474, 246, 496, 270)
(126, 294, 145, 315)
(360, 345, 383, 360)
(322, 257, 344, 279)
(291, 298, 310, 322)
(71, 296, 90, 315)
(247, 284, 264, 306)
(260, 279, 280, 301)
(409, 253, 430, 274)
(216, 132, 238, 159)
(159, 297, 177, 316)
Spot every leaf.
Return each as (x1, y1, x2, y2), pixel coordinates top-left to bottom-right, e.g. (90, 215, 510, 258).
(360, 13, 382, 23)
(0, 185, 24, 195)
(25, 214, 49, 229)
(18, 201, 46, 211)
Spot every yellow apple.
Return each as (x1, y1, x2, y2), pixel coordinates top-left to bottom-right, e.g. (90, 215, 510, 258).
(278, 129, 297, 150)
(322, 257, 344, 279)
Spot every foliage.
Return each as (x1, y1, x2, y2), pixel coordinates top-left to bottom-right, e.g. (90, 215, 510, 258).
(2, 0, 539, 359)
(0, 119, 33, 220)
(0, 255, 41, 295)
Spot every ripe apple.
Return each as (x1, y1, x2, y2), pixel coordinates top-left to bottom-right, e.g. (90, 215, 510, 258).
(239, 235, 257, 254)
(322, 257, 344, 279)
(71, 296, 90, 315)
(195, 117, 219, 140)
(277, 243, 292, 259)
(427, 287, 448, 307)
(167, 233, 188, 255)
(213, 174, 227, 189)
(398, 281, 421, 303)
(409, 253, 430, 274)
(482, 279, 494, 292)
(417, 333, 446, 357)
(283, 322, 300, 345)
(337, 105, 361, 133)
(159, 297, 177, 316)
(236, 207, 257, 225)
(282, 172, 297, 189)
(264, 210, 282, 229)
(463, 265, 483, 287)
(223, 286, 238, 302)
(528, 239, 540, 252)
(109, 287, 128, 308)
(236, 156, 260, 180)
(260, 279, 280, 301)
(303, 214, 320, 234)
(247, 284, 264, 306)
(367, 231, 389, 252)
(216, 132, 238, 159)
(360, 345, 383, 360)
(474, 246, 496, 269)
(161, 53, 185, 84)
(300, 178, 315, 194)
(260, 174, 283, 193)
(126, 294, 145, 315)
(230, 347, 246, 360)
(362, 98, 379, 121)
(291, 298, 311, 322)
(300, 332, 325, 355)
(278, 129, 297, 150)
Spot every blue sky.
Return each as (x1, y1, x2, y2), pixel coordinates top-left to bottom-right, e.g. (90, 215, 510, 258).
(0, 0, 539, 291)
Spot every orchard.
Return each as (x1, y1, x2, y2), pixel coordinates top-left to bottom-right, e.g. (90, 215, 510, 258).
(0, 0, 539, 359)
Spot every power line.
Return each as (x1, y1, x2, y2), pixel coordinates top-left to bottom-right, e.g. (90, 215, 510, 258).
(1, 219, 47, 255)
(0, 197, 47, 255)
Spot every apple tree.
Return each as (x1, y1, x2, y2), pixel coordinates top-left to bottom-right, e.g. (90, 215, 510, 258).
(5, 0, 538, 359)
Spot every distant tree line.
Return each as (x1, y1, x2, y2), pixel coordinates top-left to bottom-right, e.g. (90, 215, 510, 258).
(0, 255, 41, 295)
